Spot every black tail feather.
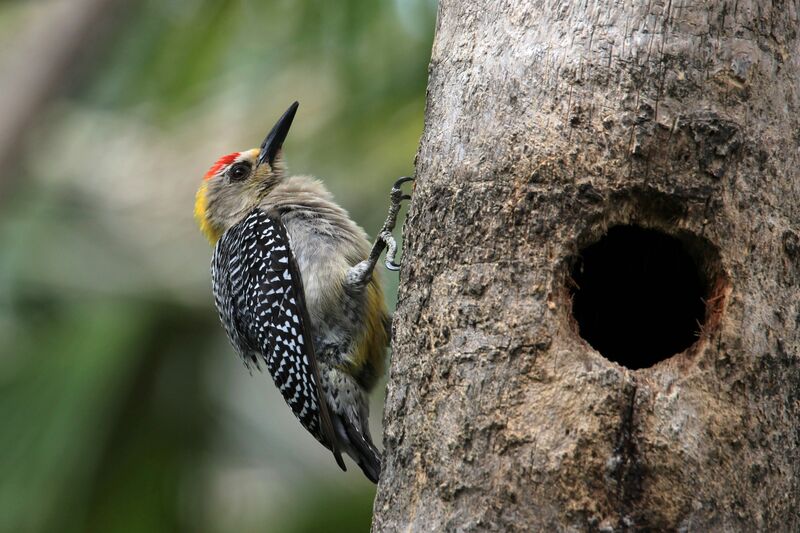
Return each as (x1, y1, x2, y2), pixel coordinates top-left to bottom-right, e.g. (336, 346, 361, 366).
(332, 414, 382, 483)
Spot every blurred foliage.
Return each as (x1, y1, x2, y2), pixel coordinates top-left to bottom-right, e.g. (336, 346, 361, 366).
(0, 0, 435, 532)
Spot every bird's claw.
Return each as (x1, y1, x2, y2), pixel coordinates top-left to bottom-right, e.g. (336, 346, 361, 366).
(382, 230, 401, 271)
(393, 176, 414, 189)
(390, 177, 414, 207)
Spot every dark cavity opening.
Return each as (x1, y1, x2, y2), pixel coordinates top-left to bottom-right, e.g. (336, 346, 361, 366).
(570, 225, 709, 370)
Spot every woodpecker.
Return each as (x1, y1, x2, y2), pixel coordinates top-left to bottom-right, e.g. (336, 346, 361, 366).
(194, 101, 411, 483)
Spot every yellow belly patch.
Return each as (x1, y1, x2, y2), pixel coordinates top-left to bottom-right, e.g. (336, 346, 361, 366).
(351, 279, 389, 388)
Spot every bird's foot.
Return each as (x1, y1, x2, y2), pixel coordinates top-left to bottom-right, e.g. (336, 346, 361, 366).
(379, 176, 413, 271)
(353, 177, 413, 286)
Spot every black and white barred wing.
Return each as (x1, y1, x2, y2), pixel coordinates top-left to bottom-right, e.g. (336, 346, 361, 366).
(212, 209, 345, 471)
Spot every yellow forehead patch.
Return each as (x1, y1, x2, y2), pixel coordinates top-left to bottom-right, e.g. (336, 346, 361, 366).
(194, 182, 221, 244)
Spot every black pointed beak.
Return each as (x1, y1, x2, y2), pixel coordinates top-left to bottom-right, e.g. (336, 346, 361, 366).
(257, 101, 299, 168)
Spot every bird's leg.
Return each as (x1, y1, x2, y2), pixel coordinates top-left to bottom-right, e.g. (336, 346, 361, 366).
(374, 176, 414, 272)
(347, 176, 413, 288)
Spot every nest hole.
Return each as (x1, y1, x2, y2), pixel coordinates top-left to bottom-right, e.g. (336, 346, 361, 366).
(569, 225, 717, 370)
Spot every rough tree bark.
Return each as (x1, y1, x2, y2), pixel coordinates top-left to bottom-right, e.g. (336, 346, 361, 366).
(374, 1, 800, 530)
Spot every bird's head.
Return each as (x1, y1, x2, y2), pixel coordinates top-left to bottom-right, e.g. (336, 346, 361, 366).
(195, 101, 299, 244)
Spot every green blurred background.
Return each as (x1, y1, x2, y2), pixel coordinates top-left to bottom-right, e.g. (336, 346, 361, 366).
(0, 1, 435, 531)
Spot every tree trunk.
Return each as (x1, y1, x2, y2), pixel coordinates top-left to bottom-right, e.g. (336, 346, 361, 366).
(374, 1, 800, 530)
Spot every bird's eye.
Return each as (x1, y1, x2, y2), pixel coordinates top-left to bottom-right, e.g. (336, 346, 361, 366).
(227, 162, 251, 182)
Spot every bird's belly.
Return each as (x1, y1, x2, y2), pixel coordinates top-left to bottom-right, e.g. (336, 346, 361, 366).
(285, 222, 361, 363)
